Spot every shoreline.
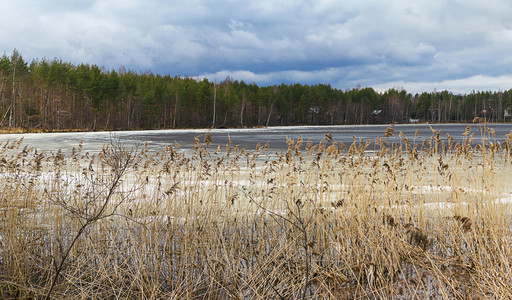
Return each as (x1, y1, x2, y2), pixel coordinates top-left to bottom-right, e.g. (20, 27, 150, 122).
(1, 121, 512, 135)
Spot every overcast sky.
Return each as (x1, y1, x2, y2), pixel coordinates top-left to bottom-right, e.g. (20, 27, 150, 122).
(2, 0, 512, 94)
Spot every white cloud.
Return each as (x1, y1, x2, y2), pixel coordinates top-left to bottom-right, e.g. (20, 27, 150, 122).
(201, 67, 350, 87)
(373, 75, 512, 95)
(2, 0, 512, 93)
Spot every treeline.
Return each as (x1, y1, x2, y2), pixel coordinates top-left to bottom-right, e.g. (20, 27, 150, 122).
(1, 50, 512, 131)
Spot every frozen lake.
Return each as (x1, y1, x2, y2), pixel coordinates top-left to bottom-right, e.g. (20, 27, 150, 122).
(0, 123, 511, 153)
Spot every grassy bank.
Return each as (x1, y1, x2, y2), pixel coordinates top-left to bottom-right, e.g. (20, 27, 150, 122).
(0, 123, 511, 299)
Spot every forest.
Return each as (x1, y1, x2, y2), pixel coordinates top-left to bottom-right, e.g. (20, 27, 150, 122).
(1, 50, 512, 131)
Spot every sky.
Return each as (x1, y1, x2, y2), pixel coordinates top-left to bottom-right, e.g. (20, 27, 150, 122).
(2, 0, 512, 94)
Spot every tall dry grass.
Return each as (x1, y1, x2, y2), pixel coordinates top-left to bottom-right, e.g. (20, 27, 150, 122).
(0, 122, 511, 299)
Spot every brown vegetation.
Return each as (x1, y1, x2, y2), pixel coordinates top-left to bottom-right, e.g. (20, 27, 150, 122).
(0, 123, 511, 299)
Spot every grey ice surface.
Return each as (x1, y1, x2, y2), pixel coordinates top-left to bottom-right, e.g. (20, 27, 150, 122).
(0, 123, 510, 154)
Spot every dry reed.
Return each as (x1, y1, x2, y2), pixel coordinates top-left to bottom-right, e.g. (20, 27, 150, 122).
(0, 123, 511, 299)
